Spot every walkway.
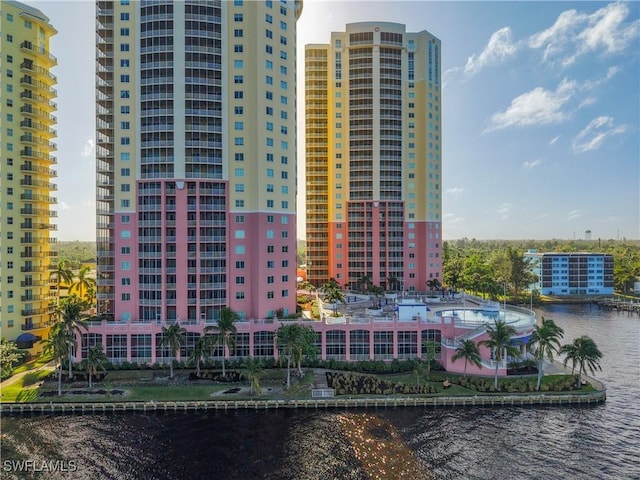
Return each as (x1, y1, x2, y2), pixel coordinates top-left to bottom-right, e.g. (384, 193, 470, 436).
(0, 361, 56, 397)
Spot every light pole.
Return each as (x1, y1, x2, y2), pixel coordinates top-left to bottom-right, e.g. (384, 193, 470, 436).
(503, 281, 507, 320)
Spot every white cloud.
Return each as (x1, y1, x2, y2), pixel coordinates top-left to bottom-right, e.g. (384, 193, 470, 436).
(464, 27, 518, 76)
(56, 201, 71, 211)
(81, 138, 95, 158)
(496, 202, 513, 220)
(523, 159, 542, 170)
(566, 209, 582, 221)
(528, 3, 639, 66)
(549, 135, 561, 145)
(533, 213, 549, 221)
(572, 116, 628, 153)
(444, 213, 464, 224)
(487, 78, 577, 130)
(446, 187, 464, 198)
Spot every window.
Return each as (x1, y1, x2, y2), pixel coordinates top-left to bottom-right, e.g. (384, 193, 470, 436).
(234, 91, 243, 99)
(121, 199, 130, 208)
(121, 246, 131, 254)
(234, 13, 243, 21)
(120, 43, 130, 52)
(120, 11, 129, 19)
(120, 90, 130, 98)
(235, 215, 245, 223)
(234, 45, 244, 53)
(121, 168, 130, 176)
(234, 29, 243, 37)
(235, 153, 244, 161)
(121, 75, 130, 83)
(120, 28, 130, 35)
(121, 106, 130, 114)
(121, 121, 130, 129)
(234, 137, 244, 146)
(234, 60, 243, 68)
(121, 184, 130, 192)
(234, 106, 244, 115)
(122, 278, 131, 285)
(121, 261, 131, 270)
(121, 59, 130, 67)
(121, 137, 130, 145)
(234, 75, 243, 84)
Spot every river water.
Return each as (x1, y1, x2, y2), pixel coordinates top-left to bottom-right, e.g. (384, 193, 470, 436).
(1, 305, 639, 480)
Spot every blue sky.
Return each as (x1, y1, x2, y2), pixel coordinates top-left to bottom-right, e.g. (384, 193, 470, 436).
(33, 1, 639, 241)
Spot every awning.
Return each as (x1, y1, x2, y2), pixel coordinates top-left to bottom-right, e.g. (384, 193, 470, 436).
(16, 332, 38, 342)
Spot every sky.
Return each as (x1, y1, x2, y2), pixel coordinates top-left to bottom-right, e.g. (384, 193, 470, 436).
(31, 0, 640, 242)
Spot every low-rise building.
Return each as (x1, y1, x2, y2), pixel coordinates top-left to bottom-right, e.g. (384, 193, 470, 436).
(525, 250, 614, 295)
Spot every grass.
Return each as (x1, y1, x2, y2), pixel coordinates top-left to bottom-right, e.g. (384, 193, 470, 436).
(1, 366, 598, 403)
(11, 352, 54, 375)
(1, 369, 51, 402)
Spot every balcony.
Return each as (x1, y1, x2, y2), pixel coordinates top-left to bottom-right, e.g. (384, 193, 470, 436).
(21, 306, 54, 317)
(20, 41, 57, 66)
(22, 321, 53, 331)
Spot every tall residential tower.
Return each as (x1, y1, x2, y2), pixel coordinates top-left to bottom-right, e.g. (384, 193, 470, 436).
(95, 0, 303, 325)
(306, 22, 442, 291)
(0, 1, 57, 352)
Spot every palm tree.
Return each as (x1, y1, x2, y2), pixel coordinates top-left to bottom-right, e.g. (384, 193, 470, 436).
(529, 317, 565, 390)
(479, 320, 521, 389)
(426, 278, 442, 292)
(204, 307, 238, 378)
(560, 335, 602, 388)
(41, 323, 73, 396)
(189, 336, 208, 377)
(321, 278, 345, 316)
(85, 344, 108, 388)
(422, 340, 440, 380)
(386, 276, 399, 292)
(69, 265, 97, 304)
(160, 323, 187, 378)
(451, 339, 483, 379)
(55, 295, 88, 381)
(50, 260, 74, 305)
(276, 324, 315, 388)
(241, 358, 264, 395)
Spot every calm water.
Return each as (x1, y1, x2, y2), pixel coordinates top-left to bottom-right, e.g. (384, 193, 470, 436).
(2, 305, 639, 480)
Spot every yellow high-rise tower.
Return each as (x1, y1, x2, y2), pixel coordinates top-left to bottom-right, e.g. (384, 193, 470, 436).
(306, 23, 442, 292)
(0, 1, 58, 353)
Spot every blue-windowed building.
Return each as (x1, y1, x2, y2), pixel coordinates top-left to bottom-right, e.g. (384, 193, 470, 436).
(525, 250, 614, 296)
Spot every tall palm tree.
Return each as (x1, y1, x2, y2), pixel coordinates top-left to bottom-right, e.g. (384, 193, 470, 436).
(479, 320, 521, 389)
(160, 323, 187, 378)
(50, 260, 74, 305)
(276, 324, 314, 388)
(529, 317, 565, 390)
(69, 265, 97, 304)
(241, 358, 263, 395)
(451, 339, 483, 379)
(85, 344, 108, 388)
(41, 323, 73, 396)
(189, 336, 208, 377)
(55, 295, 88, 381)
(204, 307, 239, 378)
(560, 335, 602, 388)
(422, 340, 440, 380)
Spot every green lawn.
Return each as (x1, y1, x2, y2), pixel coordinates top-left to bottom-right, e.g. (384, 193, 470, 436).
(1, 369, 52, 402)
(11, 352, 54, 375)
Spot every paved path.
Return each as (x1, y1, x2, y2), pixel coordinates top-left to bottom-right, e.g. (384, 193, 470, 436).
(312, 369, 328, 389)
(0, 361, 56, 395)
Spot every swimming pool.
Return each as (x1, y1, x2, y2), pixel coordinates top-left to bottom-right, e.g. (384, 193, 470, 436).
(436, 307, 535, 329)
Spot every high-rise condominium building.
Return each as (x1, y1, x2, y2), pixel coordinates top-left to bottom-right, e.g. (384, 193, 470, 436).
(95, 0, 302, 325)
(305, 22, 442, 292)
(0, 1, 57, 352)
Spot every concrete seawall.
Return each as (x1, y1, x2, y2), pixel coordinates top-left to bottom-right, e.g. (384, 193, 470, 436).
(1, 389, 606, 415)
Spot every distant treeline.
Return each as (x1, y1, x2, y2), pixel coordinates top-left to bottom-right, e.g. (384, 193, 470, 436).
(52, 241, 96, 267)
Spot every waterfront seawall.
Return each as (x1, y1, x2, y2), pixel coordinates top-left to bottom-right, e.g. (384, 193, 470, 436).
(1, 389, 606, 415)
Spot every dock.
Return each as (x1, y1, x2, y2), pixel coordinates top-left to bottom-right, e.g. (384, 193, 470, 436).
(595, 298, 640, 315)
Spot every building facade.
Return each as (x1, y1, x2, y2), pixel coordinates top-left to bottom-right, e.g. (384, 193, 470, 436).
(525, 251, 614, 295)
(95, 0, 303, 325)
(305, 22, 443, 292)
(0, 1, 57, 352)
